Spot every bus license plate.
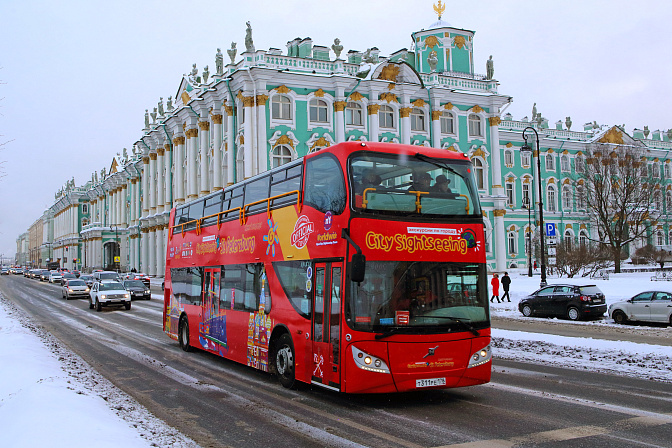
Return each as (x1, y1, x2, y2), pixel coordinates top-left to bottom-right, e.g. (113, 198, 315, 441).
(416, 377, 446, 388)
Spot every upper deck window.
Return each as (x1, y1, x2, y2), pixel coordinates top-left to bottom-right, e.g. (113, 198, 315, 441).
(350, 152, 482, 217)
(304, 154, 346, 214)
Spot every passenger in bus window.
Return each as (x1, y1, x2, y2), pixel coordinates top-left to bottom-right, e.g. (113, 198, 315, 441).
(409, 172, 432, 192)
(357, 170, 384, 194)
(431, 175, 452, 194)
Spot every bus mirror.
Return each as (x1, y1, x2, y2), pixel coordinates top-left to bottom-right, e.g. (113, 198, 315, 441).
(351, 254, 366, 283)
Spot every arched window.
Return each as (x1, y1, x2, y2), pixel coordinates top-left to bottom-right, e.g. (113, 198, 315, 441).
(545, 154, 555, 171)
(667, 190, 672, 209)
(468, 114, 482, 137)
(410, 108, 426, 131)
(564, 230, 573, 249)
(562, 185, 572, 210)
(665, 163, 670, 179)
(575, 156, 584, 173)
(505, 182, 514, 206)
(271, 95, 292, 120)
(507, 231, 517, 254)
(577, 186, 586, 209)
(579, 231, 588, 248)
(561, 155, 570, 172)
(521, 151, 531, 167)
(472, 158, 485, 190)
(345, 102, 363, 126)
(657, 231, 664, 246)
(440, 111, 454, 134)
(309, 98, 328, 123)
(547, 185, 557, 212)
(522, 181, 531, 208)
(271, 145, 293, 168)
(504, 149, 514, 167)
(654, 163, 661, 178)
(236, 147, 245, 182)
(655, 190, 662, 210)
(379, 105, 395, 129)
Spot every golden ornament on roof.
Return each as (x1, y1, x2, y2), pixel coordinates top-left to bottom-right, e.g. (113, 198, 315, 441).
(433, 0, 446, 19)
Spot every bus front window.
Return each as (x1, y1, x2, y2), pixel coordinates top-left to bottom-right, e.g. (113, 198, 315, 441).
(347, 261, 489, 333)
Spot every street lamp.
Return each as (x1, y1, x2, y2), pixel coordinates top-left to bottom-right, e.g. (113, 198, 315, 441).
(523, 197, 533, 277)
(521, 126, 547, 287)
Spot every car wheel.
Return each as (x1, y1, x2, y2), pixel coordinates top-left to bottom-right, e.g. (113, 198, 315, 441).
(613, 310, 628, 325)
(179, 317, 192, 352)
(65, 293, 70, 301)
(567, 306, 580, 321)
(522, 304, 533, 317)
(274, 334, 296, 389)
(125, 302, 131, 310)
(96, 299, 102, 312)
(89, 297, 94, 309)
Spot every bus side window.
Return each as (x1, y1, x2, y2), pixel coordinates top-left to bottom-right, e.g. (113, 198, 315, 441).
(273, 261, 311, 318)
(304, 155, 346, 214)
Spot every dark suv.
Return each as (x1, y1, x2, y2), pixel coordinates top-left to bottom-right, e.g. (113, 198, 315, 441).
(518, 284, 606, 321)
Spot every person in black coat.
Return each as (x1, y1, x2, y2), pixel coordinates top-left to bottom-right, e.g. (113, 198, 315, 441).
(501, 272, 511, 302)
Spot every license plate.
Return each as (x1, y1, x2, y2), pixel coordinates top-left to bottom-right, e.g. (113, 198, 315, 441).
(416, 377, 446, 388)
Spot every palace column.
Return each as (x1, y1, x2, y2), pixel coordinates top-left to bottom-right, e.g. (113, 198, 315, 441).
(493, 209, 507, 272)
(256, 94, 268, 173)
(157, 148, 165, 213)
(129, 179, 136, 225)
(488, 115, 506, 272)
(431, 110, 442, 148)
(211, 114, 223, 191)
(173, 136, 185, 204)
(334, 101, 346, 143)
(142, 157, 150, 218)
(156, 226, 164, 277)
(243, 95, 255, 179)
(164, 143, 173, 209)
(198, 120, 210, 197)
(368, 104, 380, 142)
(186, 127, 199, 200)
(225, 105, 235, 185)
(141, 228, 149, 273)
(400, 106, 411, 145)
(148, 227, 156, 276)
(149, 152, 157, 214)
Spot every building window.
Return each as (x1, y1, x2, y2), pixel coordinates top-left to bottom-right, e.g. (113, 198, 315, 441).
(564, 231, 573, 250)
(504, 149, 514, 167)
(379, 105, 395, 129)
(410, 108, 426, 132)
(545, 154, 555, 171)
(579, 231, 588, 248)
(271, 95, 292, 120)
(82, 204, 88, 214)
(309, 99, 329, 123)
(346, 102, 363, 126)
(561, 155, 570, 172)
(657, 232, 664, 246)
(667, 191, 672, 210)
(562, 185, 572, 210)
(236, 147, 245, 182)
(522, 182, 531, 208)
(665, 164, 670, 179)
(521, 151, 531, 167)
(440, 111, 454, 134)
(505, 183, 514, 206)
(655, 190, 662, 210)
(575, 156, 584, 173)
(577, 186, 586, 209)
(271, 145, 293, 168)
(547, 185, 557, 212)
(507, 231, 517, 254)
(468, 114, 482, 137)
(472, 158, 485, 190)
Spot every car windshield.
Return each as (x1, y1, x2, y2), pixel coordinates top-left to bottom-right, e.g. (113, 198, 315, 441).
(349, 152, 482, 217)
(99, 273, 119, 280)
(99, 282, 124, 291)
(67, 280, 86, 287)
(80, 275, 92, 280)
(125, 280, 145, 288)
(346, 261, 489, 334)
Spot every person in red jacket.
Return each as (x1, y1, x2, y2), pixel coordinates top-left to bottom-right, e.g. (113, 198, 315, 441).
(490, 273, 500, 303)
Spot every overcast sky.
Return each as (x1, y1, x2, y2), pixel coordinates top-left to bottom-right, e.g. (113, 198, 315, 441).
(1, 0, 670, 259)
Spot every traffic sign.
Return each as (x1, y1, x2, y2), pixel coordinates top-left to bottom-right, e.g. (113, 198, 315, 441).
(547, 238, 557, 246)
(547, 247, 556, 256)
(114, 256, 121, 263)
(545, 222, 556, 237)
(547, 257, 556, 265)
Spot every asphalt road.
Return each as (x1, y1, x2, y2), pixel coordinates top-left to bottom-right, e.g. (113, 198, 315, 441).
(2, 274, 671, 448)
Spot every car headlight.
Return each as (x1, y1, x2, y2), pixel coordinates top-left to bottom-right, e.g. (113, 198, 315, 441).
(145, 290, 150, 294)
(468, 345, 491, 368)
(85, 288, 90, 292)
(100, 294, 106, 299)
(124, 294, 130, 299)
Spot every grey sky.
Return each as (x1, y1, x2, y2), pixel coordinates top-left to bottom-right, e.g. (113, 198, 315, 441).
(1, 0, 670, 258)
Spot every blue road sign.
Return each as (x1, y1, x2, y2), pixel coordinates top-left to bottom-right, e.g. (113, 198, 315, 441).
(545, 222, 556, 237)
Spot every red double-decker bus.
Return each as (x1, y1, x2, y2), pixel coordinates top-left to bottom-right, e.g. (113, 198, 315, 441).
(163, 141, 491, 393)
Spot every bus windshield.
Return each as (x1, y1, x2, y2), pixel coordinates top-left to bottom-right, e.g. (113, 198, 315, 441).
(347, 261, 488, 334)
(350, 152, 481, 216)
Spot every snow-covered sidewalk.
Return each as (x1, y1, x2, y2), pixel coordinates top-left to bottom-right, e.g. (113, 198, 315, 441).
(0, 294, 197, 448)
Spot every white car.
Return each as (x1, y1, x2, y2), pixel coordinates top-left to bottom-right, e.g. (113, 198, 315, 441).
(62, 279, 90, 300)
(49, 271, 63, 283)
(88, 280, 131, 312)
(609, 290, 672, 325)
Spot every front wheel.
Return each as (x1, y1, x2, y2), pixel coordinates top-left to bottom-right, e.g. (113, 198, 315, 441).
(179, 317, 192, 352)
(522, 304, 533, 317)
(89, 296, 94, 309)
(274, 334, 296, 389)
(613, 310, 628, 325)
(567, 306, 580, 321)
(96, 299, 102, 312)
(125, 302, 131, 310)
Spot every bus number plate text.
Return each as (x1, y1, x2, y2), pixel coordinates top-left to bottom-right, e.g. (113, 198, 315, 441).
(416, 377, 446, 388)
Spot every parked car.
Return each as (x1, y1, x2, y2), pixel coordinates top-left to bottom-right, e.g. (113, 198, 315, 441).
(92, 271, 121, 283)
(609, 291, 672, 326)
(62, 279, 90, 300)
(88, 280, 131, 311)
(123, 280, 151, 300)
(60, 273, 77, 286)
(79, 274, 94, 287)
(48, 271, 63, 283)
(518, 284, 606, 321)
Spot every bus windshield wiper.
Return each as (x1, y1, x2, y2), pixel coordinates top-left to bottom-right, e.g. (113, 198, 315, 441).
(413, 153, 462, 178)
(413, 315, 480, 336)
(375, 327, 403, 340)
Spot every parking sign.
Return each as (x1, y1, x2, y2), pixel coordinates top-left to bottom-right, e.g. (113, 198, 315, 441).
(545, 222, 556, 237)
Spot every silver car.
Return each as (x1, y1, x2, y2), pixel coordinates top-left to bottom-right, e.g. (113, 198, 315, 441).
(609, 291, 672, 326)
(62, 279, 90, 300)
(88, 280, 131, 311)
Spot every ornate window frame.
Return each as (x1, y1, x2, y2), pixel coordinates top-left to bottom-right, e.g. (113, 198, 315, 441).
(269, 89, 298, 130)
(306, 91, 334, 132)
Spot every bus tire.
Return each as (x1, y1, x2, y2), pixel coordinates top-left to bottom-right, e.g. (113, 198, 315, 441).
(179, 317, 192, 352)
(274, 334, 296, 389)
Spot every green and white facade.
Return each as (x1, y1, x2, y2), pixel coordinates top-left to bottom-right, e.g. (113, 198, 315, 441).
(16, 17, 672, 274)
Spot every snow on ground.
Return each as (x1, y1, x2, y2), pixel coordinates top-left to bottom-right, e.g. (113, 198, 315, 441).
(1, 269, 671, 447)
(0, 293, 198, 448)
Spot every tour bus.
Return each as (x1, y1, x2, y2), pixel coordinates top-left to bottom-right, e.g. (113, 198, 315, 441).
(163, 141, 491, 393)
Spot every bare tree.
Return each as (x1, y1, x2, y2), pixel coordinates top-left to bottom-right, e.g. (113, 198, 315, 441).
(554, 243, 611, 278)
(577, 142, 663, 273)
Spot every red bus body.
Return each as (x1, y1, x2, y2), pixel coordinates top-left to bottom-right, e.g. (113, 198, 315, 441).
(163, 142, 491, 393)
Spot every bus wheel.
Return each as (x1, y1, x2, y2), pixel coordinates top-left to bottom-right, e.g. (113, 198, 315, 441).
(179, 317, 192, 352)
(275, 334, 296, 389)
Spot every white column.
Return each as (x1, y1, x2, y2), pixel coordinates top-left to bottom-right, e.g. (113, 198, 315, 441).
(256, 95, 268, 173)
(157, 149, 165, 213)
(129, 180, 136, 224)
(431, 110, 441, 148)
(164, 144, 173, 208)
(226, 110, 235, 186)
(494, 210, 506, 272)
(156, 227, 164, 278)
(149, 153, 157, 214)
(335, 100, 346, 143)
(134, 178, 141, 224)
(243, 97, 254, 179)
(148, 229, 156, 277)
(400, 106, 411, 145)
(174, 136, 185, 203)
(121, 184, 128, 227)
(212, 114, 223, 190)
(199, 120, 210, 196)
(368, 104, 380, 142)
(186, 128, 199, 200)
(142, 157, 150, 217)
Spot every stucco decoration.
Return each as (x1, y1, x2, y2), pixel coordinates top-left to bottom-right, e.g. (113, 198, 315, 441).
(269, 130, 299, 149)
(307, 133, 335, 151)
(472, 105, 484, 113)
(380, 92, 398, 103)
(378, 64, 400, 82)
(274, 85, 291, 94)
(314, 88, 326, 98)
(347, 135, 368, 142)
(599, 128, 625, 145)
(506, 142, 513, 148)
(453, 35, 466, 49)
(412, 99, 426, 107)
(444, 102, 454, 110)
(424, 35, 440, 49)
(349, 91, 364, 101)
(488, 116, 501, 126)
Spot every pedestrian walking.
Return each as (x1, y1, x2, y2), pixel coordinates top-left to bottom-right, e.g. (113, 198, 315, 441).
(533, 260, 537, 271)
(490, 273, 500, 303)
(501, 272, 511, 302)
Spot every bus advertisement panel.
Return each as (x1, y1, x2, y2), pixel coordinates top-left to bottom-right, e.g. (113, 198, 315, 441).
(163, 142, 491, 393)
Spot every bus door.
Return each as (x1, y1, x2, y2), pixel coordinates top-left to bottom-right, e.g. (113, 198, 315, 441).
(311, 261, 342, 390)
(200, 267, 222, 348)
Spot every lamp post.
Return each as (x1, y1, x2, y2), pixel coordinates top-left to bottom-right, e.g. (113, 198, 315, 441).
(523, 197, 533, 277)
(521, 126, 547, 286)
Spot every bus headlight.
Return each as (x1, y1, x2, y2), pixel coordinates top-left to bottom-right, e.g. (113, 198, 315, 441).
(468, 345, 491, 368)
(352, 346, 390, 374)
